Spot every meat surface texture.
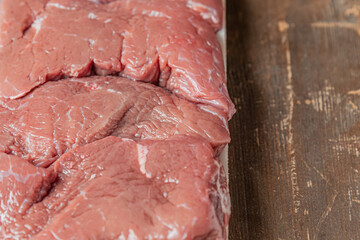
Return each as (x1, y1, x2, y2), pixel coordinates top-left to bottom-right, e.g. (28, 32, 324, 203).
(0, 152, 57, 238)
(0, 0, 235, 119)
(0, 136, 231, 240)
(0, 76, 230, 167)
(0, 0, 232, 238)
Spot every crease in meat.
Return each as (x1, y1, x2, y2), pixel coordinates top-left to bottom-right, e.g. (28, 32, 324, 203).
(0, 136, 230, 239)
(0, 0, 50, 47)
(0, 76, 230, 167)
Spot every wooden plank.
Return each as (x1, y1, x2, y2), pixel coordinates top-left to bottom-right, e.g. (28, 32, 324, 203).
(227, 0, 360, 239)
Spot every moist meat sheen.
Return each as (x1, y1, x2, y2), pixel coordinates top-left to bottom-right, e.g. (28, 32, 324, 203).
(0, 0, 233, 239)
(0, 0, 235, 119)
(0, 136, 231, 240)
(0, 76, 230, 167)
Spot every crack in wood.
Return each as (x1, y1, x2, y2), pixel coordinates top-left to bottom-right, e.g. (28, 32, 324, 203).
(311, 22, 360, 36)
(313, 191, 338, 240)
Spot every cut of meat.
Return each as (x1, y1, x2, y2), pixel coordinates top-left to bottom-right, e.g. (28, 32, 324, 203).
(0, 76, 230, 167)
(0, 136, 231, 239)
(0, 0, 232, 239)
(0, 0, 235, 119)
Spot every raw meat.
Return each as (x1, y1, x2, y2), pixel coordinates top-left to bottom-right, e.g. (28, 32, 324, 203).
(0, 76, 230, 167)
(0, 136, 231, 239)
(0, 152, 56, 238)
(72, 0, 225, 29)
(0, 0, 232, 239)
(0, 0, 235, 119)
(183, 0, 224, 30)
(0, 0, 48, 46)
(0, 0, 223, 44)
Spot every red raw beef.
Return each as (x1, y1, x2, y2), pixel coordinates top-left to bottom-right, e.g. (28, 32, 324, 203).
(0, 136, 230, 239)
(0, 76, 230, 167)
(0, 0, 235, 119)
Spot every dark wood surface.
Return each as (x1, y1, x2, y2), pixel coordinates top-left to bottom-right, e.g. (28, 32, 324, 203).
(227, 0, 360, 239)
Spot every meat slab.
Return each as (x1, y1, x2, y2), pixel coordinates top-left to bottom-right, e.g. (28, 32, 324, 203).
(0, 76, 230, 167)
(0, 0, 232, 238)
(0, 0, 235, 119)
(0, 136, 230, 239)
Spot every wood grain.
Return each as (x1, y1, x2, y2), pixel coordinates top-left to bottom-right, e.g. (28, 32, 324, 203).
(227, 0, 360, 239)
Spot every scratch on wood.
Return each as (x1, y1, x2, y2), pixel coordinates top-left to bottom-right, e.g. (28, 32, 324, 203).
(352, 199, 360, 204)
(347, 168, 360, 224)
(278, 20, 301, 215)
(311, 22, 360, 36)
(307, 180, 313, 188)
(345, 5, 360, 17)
(302, 159, 330, 185)
(312, 166, 330, 183)
(330, 136, 360, 157)
(307, 80, 342, 120)
(313, 191, 338, 240)
(304, 209, 309, 215)
(278, 21, 289, 33)
(348, 100, 359, 111)
(348, 88, 360, 95)
(348, 189, 353, 222)
(254, 128, 260, 146)
(307, 228, 310, 240)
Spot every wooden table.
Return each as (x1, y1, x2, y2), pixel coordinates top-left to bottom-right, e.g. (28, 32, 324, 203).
(227, 0, 360, 239)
